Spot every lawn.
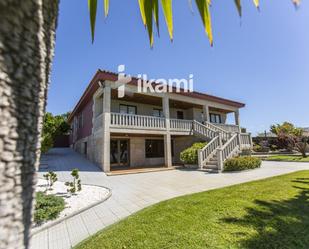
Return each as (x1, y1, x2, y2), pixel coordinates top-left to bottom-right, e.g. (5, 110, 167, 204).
(75, 171, 309, 249)
(266, 155, 309, 162)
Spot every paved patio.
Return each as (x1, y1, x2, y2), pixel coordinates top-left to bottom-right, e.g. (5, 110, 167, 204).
(30, 148, 309, 249)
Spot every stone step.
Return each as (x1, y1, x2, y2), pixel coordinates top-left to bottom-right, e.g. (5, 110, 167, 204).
(205, 168, 220, 173)
(204, 164, 218, 170)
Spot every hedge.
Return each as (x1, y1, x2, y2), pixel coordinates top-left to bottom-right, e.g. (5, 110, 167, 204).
(224, 156, 261, 172)
(34, 192, 65, 224)
(180, 142, 207, 165)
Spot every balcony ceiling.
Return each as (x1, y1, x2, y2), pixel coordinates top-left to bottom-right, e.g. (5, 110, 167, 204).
(111, 90, 202, 109)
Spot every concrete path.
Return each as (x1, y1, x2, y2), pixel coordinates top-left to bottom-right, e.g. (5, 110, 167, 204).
(30, 148, 309, 249)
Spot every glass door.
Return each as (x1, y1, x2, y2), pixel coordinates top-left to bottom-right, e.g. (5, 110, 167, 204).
(110, 139, 129, 168)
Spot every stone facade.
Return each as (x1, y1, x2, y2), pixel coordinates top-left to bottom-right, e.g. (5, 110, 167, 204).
(68, 72, 244, 173)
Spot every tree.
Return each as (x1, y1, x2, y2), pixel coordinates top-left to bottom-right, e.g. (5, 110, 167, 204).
(88, 0, 301, 46)
(270, 122, 308, 157)
(295, 137, 308, 158)
(0, 1, 302, 249)
(0, 1, 59, 249)
(41, 112, 70, 153)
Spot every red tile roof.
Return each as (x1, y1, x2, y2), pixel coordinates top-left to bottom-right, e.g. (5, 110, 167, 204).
(68, 70, 245, 122)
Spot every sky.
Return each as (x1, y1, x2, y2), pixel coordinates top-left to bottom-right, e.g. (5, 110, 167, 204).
(47, 0, 309, 135)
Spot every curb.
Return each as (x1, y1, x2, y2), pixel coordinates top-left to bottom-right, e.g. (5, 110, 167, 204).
(30, 184, 112, 236)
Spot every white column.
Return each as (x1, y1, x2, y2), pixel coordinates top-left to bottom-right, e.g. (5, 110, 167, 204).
(234, 110, 240, 126)
(234, 109, 241, 133)
(163, 95, 172, 168)
(203, 104, 210, 123)
(102, 83, 111, 172)
(217, 132, 223, 172)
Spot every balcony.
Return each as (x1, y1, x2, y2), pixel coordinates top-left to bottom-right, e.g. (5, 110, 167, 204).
(110, 112, 166, 130)
(93, 112, 240, 135)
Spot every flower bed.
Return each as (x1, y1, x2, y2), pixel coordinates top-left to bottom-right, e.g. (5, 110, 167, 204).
(34, 179, 110, 228)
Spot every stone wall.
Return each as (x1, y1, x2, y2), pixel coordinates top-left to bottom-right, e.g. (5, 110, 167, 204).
(129, 137, 165, 167)
(73, 134, 208, 169)
(173, 136, 204, 164)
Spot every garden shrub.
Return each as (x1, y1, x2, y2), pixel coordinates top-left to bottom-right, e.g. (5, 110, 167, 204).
(65, 168, 82, 194)
(180, 142, 207, 165)
(224, 156, 261, 172)
(34, 192, 65, 224)
(43, 171, 58, 190)
(253, 144, 270, 153)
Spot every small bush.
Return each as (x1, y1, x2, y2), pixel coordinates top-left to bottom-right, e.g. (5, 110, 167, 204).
(224, 156, 261, 172)
(180, 142, 207, 165)
(253, 144, 270, 153)
(65, 168, 82, 194)
(43, 171, 58, 190)
(270, 144, 278, 151)
(34, 192, 65, 224)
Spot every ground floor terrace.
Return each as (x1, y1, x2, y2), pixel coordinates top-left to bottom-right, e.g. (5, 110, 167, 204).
(74, 133, 203, 173)
(31, 148, 309, 249)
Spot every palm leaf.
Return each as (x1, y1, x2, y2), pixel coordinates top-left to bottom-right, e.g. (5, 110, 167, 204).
(88, 0, 97, 43)
(195, 0, 213, 46)
(292, 0, 301, 7)
(153, 0, 160, 36)
(138, 0, 146, 26)
(234, 0, 242, 17)
(140, 0, 154, 47)
(161, 0, 173, 41)
(253, 0, 259, 8)
(104, 0, 109, 17)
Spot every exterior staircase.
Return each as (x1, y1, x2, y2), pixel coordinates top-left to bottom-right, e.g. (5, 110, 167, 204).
(191, 120, 252, 172)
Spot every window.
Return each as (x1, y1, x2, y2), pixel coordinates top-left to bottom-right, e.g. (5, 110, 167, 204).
(153, 109, 163, 117)
(177, 111, 184, 120)
(210, 113, 221, 124)
(78, 113, 83, 128)
(145, 139, 164, 158)
(119, 104, 137, 115)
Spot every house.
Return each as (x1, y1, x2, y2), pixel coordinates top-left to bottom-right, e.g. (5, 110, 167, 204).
(68, 70, 252, 173)
(301, 127, 309, 137)
(256, 131, 277, 138)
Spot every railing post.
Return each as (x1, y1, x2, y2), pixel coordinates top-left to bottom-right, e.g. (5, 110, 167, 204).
(217, 149, 223, 172)
(237, 132, 241, 150)
(249, 132, 253, 149)
(218, 132, 223, 147)
(198, 149, 203, 169)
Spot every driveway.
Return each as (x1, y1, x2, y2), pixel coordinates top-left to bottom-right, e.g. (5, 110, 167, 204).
(31, 148, 309, 249)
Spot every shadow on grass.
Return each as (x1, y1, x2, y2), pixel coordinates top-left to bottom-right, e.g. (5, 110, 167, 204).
(222, 178, 309, 249)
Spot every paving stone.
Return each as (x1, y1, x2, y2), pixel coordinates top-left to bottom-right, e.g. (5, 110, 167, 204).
(30, 148, 309, 249)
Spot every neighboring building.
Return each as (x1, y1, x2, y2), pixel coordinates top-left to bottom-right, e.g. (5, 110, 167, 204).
(256, 131, 277, 138)
(256, 128, 309, 138)
(301, 127, 309, 137)
(68, 70, 252, 173)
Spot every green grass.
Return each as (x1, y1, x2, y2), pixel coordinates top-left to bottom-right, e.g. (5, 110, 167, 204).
(266, 155, 309, 162)
(75, 171, 309, 249)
